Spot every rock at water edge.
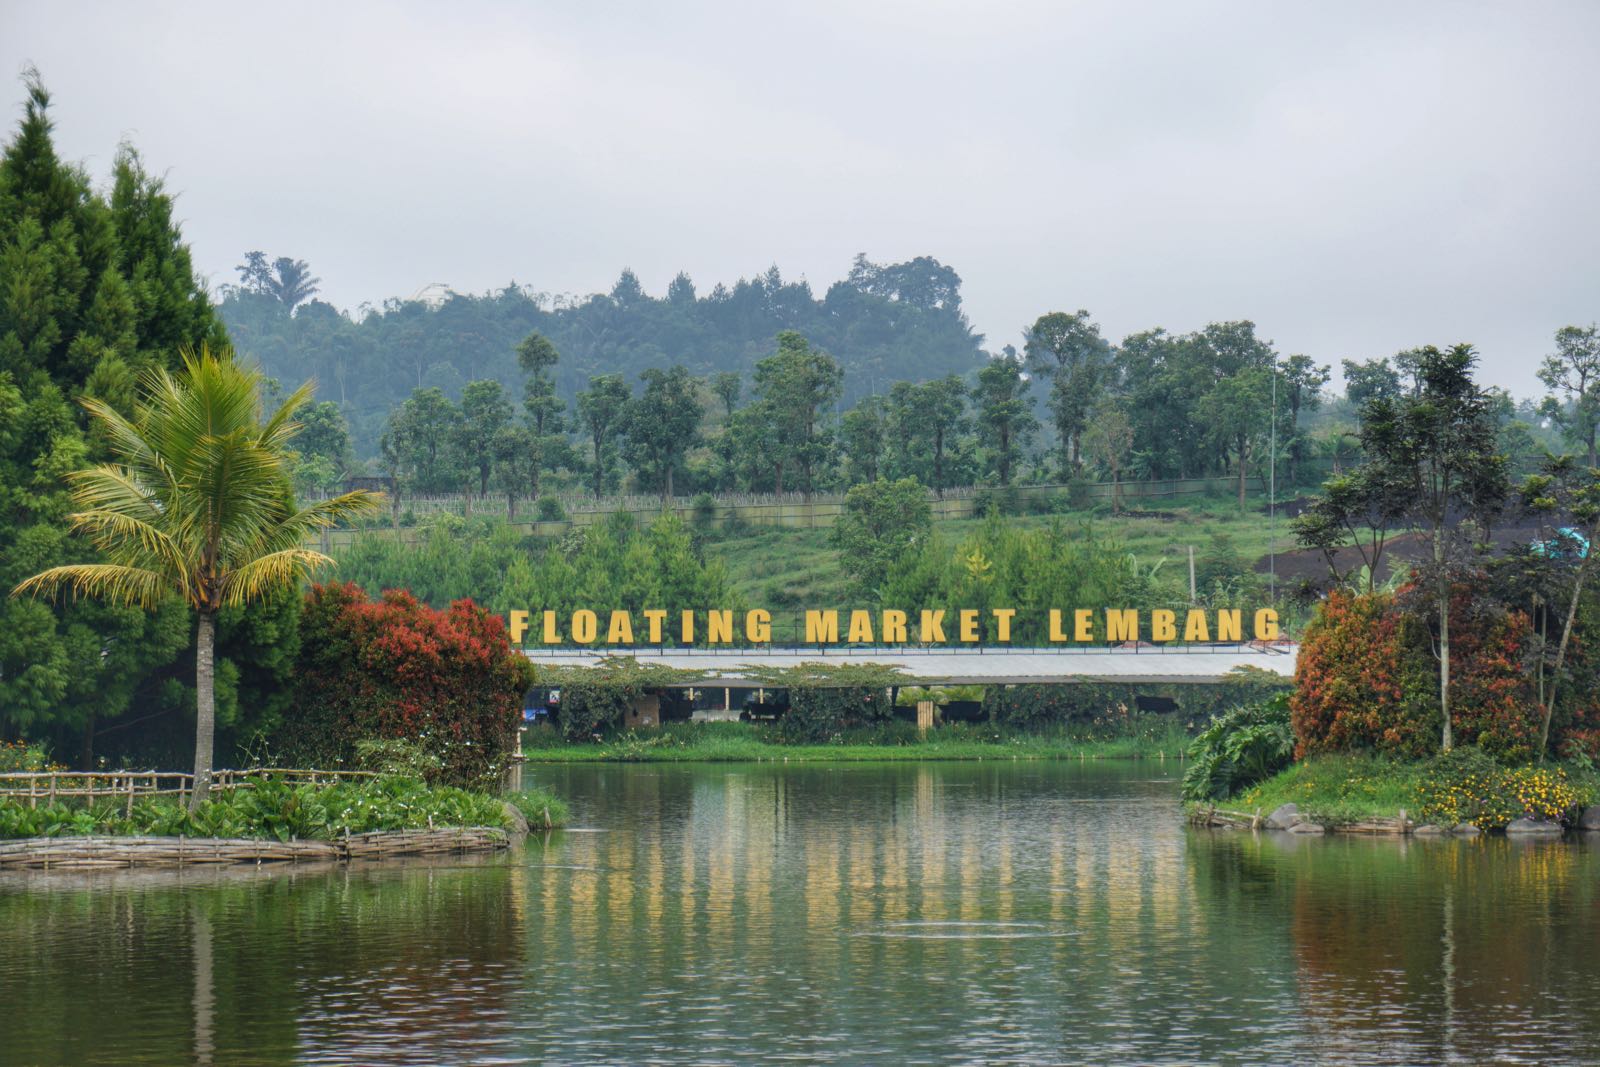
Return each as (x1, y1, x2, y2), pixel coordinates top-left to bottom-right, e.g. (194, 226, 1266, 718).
(501, 800, 530, 835)
(1504, 817, 1562, 836)
(1266, 803, 1300, 830)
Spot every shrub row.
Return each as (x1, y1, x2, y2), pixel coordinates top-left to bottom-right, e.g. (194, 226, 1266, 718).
(0, 775, 541, 841)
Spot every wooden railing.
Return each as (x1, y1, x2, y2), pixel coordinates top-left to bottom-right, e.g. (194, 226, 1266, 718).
(0, 768, 380, 810)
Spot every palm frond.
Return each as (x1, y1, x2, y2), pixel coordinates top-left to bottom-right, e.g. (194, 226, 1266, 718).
(67, 465, 165, 520)
(219, 548, 336, 607)
(11, 564, 171, 609)
(225, 490, 382, 570)
(18, 341, 363, 616)
(67, 507, 189, 579)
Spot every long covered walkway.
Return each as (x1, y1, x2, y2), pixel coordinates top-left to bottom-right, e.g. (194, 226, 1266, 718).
(520, 644, 1297, 685)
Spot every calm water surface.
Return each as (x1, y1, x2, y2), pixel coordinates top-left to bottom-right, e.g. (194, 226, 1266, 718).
(4, 761, 1599, 1065)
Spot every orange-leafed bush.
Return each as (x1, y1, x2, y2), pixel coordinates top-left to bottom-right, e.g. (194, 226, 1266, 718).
(1292, 590, 1428, 758)
(1292, 588, 1540, 761)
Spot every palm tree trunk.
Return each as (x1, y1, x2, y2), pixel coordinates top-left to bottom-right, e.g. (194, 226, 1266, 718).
(190, 610, 216, 812)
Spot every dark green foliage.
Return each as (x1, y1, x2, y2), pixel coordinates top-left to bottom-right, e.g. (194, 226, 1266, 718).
(982, 684, 1134, 728)
(623, 364, 702, 498)
(557, 683, 635, 740)
(575, 373, 632, 498)
(0, 73, 272, 770)
(778, 686, 891, 742)
(831, 477, 933, 598)
(503, 785, 569, 829)
(972, 348, 1035, 486)
(335, 512, 735, 624)
(1025, 310, 1111, 473)
(379, 386, 463, 495)
(219, 256, 985, 460)
(1181, 693, 1295, 801)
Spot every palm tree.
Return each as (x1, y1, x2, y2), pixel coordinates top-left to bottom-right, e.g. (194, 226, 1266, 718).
(12, 346, 380, 809)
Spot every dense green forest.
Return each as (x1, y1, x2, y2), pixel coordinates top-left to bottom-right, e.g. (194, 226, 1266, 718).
(220, 254, 987, 459)
(224, 253, 1574, 509)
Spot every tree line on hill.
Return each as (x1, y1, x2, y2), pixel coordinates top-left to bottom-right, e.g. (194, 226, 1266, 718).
(280, 298, 1577, 516)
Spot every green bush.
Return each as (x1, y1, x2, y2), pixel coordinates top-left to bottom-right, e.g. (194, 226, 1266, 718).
(0, 775, 552, 840)
(778, 686, 891, 743)
(557, 682, 634, 740)
(504, 785, 570, 829)
(982, 683, 1139, 728)
(1181, 693, 1295, 801)
(690, 492, 718, 531)
(535, 496, 566, 522)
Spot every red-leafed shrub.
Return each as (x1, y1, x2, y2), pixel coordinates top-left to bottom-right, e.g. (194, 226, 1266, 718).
(1292, 588, 1540, 761)
(281, 583, 531, 788)
(1447, 605, 1540, 762)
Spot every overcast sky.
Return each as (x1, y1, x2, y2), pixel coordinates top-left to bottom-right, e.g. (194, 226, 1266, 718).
(5, 1, 1598, 395)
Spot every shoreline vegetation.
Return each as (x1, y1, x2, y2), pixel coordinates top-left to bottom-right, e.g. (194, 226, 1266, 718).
(1187, 754, 1600, 835)
(0, 775, 571, 867)
(519, 719, 1194, 763)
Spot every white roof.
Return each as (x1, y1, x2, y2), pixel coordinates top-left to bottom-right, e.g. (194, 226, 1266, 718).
(521, 645, 1297, 686)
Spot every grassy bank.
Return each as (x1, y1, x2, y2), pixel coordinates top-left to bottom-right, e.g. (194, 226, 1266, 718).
(1222, 755, 1427, 826)
(0, 776, 569, 840)
(521, 719, 1193, 763)
(1195, 753, 1600, 829)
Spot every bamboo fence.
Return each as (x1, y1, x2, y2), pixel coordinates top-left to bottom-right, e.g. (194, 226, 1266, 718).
(0, 826, 509, 870)
(0, 768, 380, 812)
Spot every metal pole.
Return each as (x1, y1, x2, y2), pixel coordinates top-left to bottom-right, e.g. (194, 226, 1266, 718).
(1270, 362, 1277, 600)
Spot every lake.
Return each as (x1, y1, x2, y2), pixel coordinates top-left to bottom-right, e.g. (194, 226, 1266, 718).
(3, 761, 1598, 1065)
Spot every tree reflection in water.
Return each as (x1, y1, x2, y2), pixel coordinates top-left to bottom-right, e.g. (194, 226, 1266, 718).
(4, 765, 1600, 1065)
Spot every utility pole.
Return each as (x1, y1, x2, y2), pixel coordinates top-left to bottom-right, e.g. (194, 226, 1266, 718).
(1269, 362, 1278, 601)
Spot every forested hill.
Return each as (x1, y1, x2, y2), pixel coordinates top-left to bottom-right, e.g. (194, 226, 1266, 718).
(219, 254, 987, 456)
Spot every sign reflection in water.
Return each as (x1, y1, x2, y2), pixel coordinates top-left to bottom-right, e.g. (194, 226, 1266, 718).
(2, 762, 1598, 1065)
